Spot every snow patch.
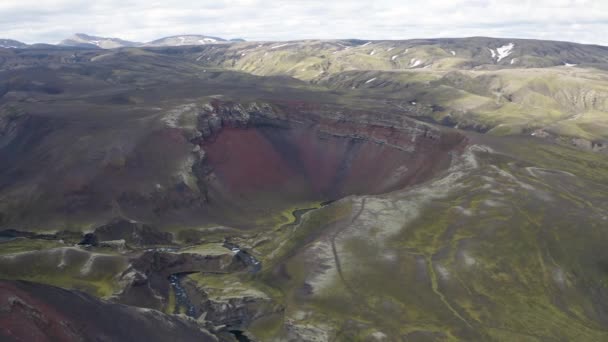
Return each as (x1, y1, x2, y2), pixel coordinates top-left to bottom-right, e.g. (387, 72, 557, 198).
(496, 43, 514, 62)
(564, 63, 577, 67)
(369, 49, 376, 56)
(488, 48, 497, 59)
(450, 50, 456, 56)
(387, 46, 395, 52)
(488, 44, 515, 62)
(361, 42, 372, 47)
(270, 43, 291, 49)
(510, 58, 518, 65)
(199, 38, 217, 44)
(365, 77, 377, 84)
(391, 55, 398, 61)
(409, 58, 422, 68)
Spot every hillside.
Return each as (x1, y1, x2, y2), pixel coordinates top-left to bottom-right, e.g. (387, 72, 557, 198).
(1, 37, 608, 341)
(153, 37, 608, 149)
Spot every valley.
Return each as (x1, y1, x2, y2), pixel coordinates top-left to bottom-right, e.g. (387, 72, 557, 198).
(1, 36, 608, 341)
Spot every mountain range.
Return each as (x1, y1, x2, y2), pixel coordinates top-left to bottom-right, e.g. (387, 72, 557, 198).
(0, 33, 245, 49)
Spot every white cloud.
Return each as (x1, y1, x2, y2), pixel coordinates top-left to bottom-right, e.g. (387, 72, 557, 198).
(1, 0, 608, 45)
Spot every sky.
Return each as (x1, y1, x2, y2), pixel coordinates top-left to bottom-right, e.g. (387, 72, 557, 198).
(1, 0, 608, 45)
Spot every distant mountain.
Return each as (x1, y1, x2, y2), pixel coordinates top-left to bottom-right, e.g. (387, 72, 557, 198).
(144, 35, 228, 47)
(56, 33, 240, 49)
(59, 33, 140, 49)
(0, 39, 27, 48)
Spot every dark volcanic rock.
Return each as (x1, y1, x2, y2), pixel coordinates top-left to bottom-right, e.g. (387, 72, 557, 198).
(117, 247, 246, 311)
(93, 218, 173, 246)
(0, 229, 81, 243)
(132, 249, 244, 277)
(78, 232, 98, 246)
(0, 280, 223, 342)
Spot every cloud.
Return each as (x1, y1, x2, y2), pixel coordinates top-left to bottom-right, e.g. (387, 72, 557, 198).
(1, 0, 608, 45)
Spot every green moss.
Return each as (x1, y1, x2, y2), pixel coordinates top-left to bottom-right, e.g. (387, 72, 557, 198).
(261, 201, 352, 272)
(165, 286, 176, 314)
(0, 247, 128, 298)
(248, 313, 284, 341)
(0, 238, 64, 255)
(179, 243, 229, 256)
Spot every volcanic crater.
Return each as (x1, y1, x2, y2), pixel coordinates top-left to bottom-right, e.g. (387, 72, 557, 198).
(188, 101, 467, 226)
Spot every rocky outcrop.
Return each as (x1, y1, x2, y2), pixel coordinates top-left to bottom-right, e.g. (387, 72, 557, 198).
(195, 101, 282, 140)
(131, 248, 244, 277)
(78, 233, 99, 246)
(196, 286, 281, 330)
(0, 229, 84, 244)
(181, 271, 283, 334)
(93, 218, 173, 247)
(196, 104, 232, 139)
(571, 137, 607, 153)
(116, 245, 247, 312)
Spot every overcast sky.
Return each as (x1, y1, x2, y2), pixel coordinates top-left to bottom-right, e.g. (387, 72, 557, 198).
(2, 0, 608, 45)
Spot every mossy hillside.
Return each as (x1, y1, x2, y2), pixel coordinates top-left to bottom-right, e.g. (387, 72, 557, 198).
(188, 38, 608, 84)
(218, 201, 353, 339)
(404, 148, 608, 340)
(186, 271, 283, 339)
(259, 201, 352, 273)
(316, 67, 608, 142)
(0, 247, 128, 298)
(248, 201, 324, 261)
(244, 143, 608, 340)
(0, 238, 64, 255)
(165, 285, 176, 314)
(178, 242, 231, 256)
(504, 138, 608, 185)
(187, 271, 278, 300)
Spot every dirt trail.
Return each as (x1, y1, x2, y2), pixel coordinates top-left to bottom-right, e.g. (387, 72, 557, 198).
(330, 197, 367, 296)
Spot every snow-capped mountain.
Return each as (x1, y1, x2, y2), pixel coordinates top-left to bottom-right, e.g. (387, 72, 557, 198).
(0, 39, 28, 48)
(144, 35, 228, 47)
(59, 33, 140, 49)
(56, 33, 240, 49)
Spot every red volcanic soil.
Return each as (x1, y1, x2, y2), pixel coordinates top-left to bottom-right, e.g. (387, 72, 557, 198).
(0, 280, 218, 342)
(201, 120, 465, 209)
(0, 282, 77, 342)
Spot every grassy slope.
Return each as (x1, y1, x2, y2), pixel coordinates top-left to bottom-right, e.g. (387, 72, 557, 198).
(233, 139, 608, 341)
(172, 39, 608, 143)
(0, 243, 128, 297)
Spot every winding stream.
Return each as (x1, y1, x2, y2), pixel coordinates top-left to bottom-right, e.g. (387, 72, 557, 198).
(281, 200, 334, 230)
(163, 203, 334, 340)
(168, 274, 197, 317)
(223, 242, 262, 273)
